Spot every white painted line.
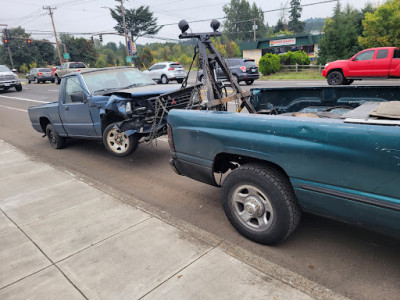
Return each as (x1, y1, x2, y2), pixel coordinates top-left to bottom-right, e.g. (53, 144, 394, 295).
(0, 95, 49, 103)
(0, 104, 27, 112)
(48, 90, 59, 92)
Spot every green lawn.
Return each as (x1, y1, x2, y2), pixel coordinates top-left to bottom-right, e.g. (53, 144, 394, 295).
(260, 70, 325, 80)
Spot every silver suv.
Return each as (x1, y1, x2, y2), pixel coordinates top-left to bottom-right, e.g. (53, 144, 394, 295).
(143, 62, 187, 84)
(0, 65, 22, 92)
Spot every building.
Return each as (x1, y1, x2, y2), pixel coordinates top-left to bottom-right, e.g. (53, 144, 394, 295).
(240, 33, 324, 64)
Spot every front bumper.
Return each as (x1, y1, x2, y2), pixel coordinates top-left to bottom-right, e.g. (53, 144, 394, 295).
(0, 80, 21, 89)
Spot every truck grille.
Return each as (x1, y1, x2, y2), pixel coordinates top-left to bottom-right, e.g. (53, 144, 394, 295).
(0, 75, 15, 82)
(153, 84, 202, 111)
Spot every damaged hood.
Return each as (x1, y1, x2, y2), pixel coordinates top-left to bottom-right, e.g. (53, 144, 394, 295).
(106, 84, 182, 98)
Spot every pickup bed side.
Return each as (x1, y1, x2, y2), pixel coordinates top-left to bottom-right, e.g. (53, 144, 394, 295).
(168, 110, 400, 243)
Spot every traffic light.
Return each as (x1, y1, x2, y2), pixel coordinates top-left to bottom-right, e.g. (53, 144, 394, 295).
(26, 39, 32, 47)
(4, 29, 11, 40)
(99, 34, 103, 42)
(3, 38, 9, 48)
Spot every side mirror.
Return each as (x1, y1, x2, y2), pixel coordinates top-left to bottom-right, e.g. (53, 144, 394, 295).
(350, 57, 356, 61)
(70, 92, 86, 103)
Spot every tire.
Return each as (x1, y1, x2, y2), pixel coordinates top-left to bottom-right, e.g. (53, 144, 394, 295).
(233, 74, 240, 84)
(103, 123, 138, 157)
(199, 75, 204, 83)
(46, 123, 66, 149)
(245, 80, 254, 85)
(15, 85, 22, 92)
(56, 75, 61, 84)
(28, 78, 31, 84)
(327, 71, 344, 85)
(35, 77, 40, 84)
(221, 163, 301, 245)
(51, 79, 55, 83)
(342, 79, 354, 85)
(160, 75, 169, 84)
(177, 79, 184, 84)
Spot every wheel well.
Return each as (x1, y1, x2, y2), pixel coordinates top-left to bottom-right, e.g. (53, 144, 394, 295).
(213, 153, 290, 182)
(39, 117, 51, 132)
(101, 112, 125, 134)
(327, 68, 344, 76)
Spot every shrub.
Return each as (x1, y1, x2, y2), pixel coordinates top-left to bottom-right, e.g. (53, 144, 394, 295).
(281, 50, 311, 65)
(259, 53, 281, 75)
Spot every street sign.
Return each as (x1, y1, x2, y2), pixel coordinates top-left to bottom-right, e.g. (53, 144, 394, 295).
(63, 53, 70, 59)
(126, 56, 132, 63)
(131, 42, 137, 55)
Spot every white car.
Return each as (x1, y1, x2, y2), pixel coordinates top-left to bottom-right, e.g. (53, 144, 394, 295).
(0, 65, 22, 92)
(143, 62, 187, 84)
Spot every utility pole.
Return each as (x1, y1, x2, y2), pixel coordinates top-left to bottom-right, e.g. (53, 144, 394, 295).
(253, 19, 257, 41)
(43, 6, 63, 65)
(117, 0, 130, 63)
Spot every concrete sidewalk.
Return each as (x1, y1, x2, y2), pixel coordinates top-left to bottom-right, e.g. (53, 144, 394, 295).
(0, 140, 345, 300)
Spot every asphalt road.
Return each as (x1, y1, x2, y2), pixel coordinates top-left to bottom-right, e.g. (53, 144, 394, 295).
(1, 79, 399, 300)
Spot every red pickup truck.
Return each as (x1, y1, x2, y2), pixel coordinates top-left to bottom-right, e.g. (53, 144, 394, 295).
(322, 47, 400, 85)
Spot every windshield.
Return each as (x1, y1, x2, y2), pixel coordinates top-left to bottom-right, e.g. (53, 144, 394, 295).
(0, 65, 11, 72)
(70, 62, 86, 68)
(39, 68, 52, 72)
(82, 68, 156, 94)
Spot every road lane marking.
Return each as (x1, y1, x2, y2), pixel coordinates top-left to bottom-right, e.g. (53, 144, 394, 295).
(48, 90, 59, 92)
(0, 95, 49, 103)
(0, 104, 27, 112)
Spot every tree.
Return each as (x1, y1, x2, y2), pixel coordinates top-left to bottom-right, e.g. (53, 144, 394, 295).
(358, 0, 399, 48)
(288, 0, 305, 33)
(317, 3, 361, 64)
(110, 5, 162, 42)
(59, 34, 97, 66)
(138, 46, 154, 69)
(223, 0, 267, 42)
(274, 19, 286, 34)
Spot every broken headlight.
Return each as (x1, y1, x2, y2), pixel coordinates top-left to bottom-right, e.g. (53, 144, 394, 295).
(126, 101, 132, 114)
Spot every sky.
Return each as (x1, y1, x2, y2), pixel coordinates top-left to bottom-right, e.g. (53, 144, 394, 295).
(0, 0, 381, 47)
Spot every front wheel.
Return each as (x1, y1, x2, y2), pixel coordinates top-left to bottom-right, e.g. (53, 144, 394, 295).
(15, 85, 22, 92)
(46, 123, 66, 149)
(103, 123, 138, 157)
(56, 75, 61, 84)
(327, 71, 344, 85)
(221, 163, 301, 245)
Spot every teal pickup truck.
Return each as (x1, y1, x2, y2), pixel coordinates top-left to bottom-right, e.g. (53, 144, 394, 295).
(168, 86, 400, 245)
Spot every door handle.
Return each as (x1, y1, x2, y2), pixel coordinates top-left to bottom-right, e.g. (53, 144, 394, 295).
(65, 106, 69, 111)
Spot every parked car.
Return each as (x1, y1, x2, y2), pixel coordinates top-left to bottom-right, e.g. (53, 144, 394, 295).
(322, 47, 400, 85)
(54, 62, 91, 84)
(198, 58, 259, 85)
(26, 68, 55, 84)
(143, 62, 187, 84)
(0, 65, 22, 92)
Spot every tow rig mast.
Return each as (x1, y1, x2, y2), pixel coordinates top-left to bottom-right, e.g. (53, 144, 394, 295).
(178, 19, 256, 113)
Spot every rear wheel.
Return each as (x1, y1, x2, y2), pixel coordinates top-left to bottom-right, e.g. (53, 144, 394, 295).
(245, 80, 254, 85)
(161, 75, 169, 84)
(327, 71, 344, 85)
(35, 77, 40, 84)
(46, 123, 66, 149)
(342, 79, 354, 85)
(177, 79, 184, 84)
(221, 163, 301, 245)
(103, 123, 138, 157)
(15, 85, 22, 92)
(27, 78, 31, 84)
(233, 74, 240, 84)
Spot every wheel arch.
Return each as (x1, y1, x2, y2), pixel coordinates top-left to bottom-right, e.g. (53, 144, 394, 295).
(39, 117, 51, 133)
(213, 152, 290, 185)
(327, 68, 347, 78)
(100, 111, 126, 134)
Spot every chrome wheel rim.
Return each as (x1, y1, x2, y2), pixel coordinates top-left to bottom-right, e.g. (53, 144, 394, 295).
(106, 128, 129, 154)
(230, 184, 274, 231)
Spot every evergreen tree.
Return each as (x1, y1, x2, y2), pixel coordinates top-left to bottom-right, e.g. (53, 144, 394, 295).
(223, 0, 267, 42)
(274, 19, 286, 34)
(288, 0, 305, 33)
(110, 5, 162, 42)
(317, 3, 361, 64)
